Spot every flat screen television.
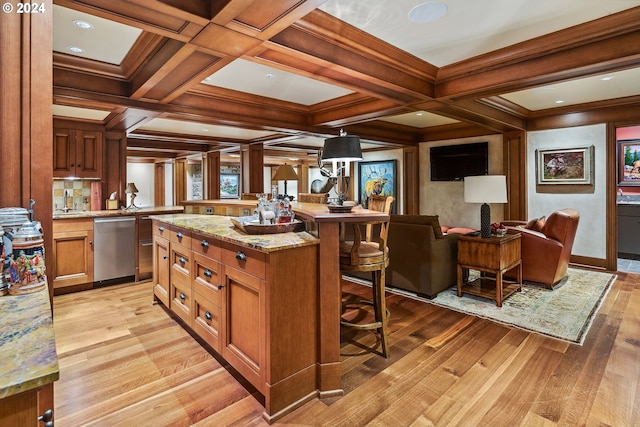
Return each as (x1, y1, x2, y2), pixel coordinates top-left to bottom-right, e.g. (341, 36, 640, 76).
(430, 142, 488, 181)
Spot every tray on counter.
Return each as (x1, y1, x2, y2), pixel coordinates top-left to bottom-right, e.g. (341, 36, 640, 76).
(231, 215, 305, 235)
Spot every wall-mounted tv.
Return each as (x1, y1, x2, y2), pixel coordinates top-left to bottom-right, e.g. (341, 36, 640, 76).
(430, 142, 489, 181)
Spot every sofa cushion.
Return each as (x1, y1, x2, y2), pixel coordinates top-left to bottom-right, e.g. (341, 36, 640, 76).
(447, 227, 477, 235)
(441, 225, 452, 234)
(525, 216, 546, 232)
(391, 215, 443, 239)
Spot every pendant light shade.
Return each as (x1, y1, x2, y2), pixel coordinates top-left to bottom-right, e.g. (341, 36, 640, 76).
(321, 135, 363, 162)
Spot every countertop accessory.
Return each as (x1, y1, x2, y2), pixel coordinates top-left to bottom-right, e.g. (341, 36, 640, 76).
(125, 183, 140, 210)
(231, 215, 305, 235)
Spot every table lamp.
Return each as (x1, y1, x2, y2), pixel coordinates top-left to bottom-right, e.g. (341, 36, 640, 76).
(125, 182, 140, 210)
(464, 175, 507, 238)
(321, 129, 363, 205)
(272, 163, 298, 199)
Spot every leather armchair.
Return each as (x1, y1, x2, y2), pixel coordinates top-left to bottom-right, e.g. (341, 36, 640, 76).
(502, 208, 580, 288)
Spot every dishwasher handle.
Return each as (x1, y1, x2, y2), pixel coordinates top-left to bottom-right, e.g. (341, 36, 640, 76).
(94, 216, 136, 224)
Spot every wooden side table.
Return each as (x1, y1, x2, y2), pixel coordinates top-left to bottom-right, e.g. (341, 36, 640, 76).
(457, 233, 522, 307)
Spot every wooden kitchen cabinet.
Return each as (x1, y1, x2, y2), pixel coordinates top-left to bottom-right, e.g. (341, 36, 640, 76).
(152, 219, 319, 422)
(618, 205, 640, 257)
(52, 218, 94, 293)
(53, 127, 103, 178)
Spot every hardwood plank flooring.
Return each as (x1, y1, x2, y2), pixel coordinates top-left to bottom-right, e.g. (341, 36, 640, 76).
(53, 271, 640, 426)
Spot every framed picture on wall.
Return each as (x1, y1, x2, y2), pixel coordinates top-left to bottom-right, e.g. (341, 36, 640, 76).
(358, 160, 397, 212)
(220, 173, 240, 198)
(535, 146, 594, 185)
(618, 140, 640, 185)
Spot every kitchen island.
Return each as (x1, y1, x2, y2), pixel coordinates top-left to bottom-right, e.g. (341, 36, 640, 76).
(0, 283, 59, 426)
(158, 201, 389, 422)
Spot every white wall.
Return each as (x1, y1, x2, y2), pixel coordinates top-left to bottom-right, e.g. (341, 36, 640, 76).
(164, 161, 174, 205)
(528, 124, 606, 259)
(420, 135, 504, 228)
(126, 162, 154, 207)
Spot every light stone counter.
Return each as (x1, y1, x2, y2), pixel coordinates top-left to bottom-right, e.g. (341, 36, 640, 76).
(150, 214, 319, 252)
(0, 283, 59, 398)
(52, 206, 183, 220)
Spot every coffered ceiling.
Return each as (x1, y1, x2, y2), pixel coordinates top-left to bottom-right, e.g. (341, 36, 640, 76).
(51, 0, 640, 161)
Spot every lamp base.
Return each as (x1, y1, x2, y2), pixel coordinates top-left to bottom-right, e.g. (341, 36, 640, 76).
(480, 203, 491, 238)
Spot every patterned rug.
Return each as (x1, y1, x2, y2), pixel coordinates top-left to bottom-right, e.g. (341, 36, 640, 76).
(387, 268, 616, 345)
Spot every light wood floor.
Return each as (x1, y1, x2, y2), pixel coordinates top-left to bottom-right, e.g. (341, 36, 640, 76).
(53, 271, 640, 427)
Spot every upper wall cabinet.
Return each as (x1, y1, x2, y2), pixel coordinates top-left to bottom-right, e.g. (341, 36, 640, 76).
(53, 127, 103, 178)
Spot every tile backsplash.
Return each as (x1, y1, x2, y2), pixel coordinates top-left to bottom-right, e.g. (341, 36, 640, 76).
(53, 179, 93, 212)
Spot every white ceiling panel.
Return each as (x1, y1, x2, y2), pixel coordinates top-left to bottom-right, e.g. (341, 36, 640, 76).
(379, 111, 459, 128)
(202, 59, 354, 106)
(138, 118, 276, 140)
(52, 105, 111, 121)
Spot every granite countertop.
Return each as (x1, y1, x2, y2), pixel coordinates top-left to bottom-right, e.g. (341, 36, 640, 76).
(151, 214, 319, 253)
(0, 283, 59, 399)
(53, 206, 184, 220)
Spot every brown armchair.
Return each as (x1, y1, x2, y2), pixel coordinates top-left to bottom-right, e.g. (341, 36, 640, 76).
(502, 208, 580, 288)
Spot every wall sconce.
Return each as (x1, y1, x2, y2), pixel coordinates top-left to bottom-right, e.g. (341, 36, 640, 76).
(272, 163, 299, 200)
(321, 129, 362, 205)
(464, 175, 507, 238)
(125, 182, 139, 210)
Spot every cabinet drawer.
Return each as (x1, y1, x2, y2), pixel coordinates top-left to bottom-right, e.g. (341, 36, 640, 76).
(170, 280, 192, 327)
(192, 232, 221, 259)
(170, 228, 191, 247)
(221, 243, 266, 280)
(193, 292, 221, 352)
(153, 222, 170, 239)
(170, 244, 192, 281)
(193, 253, 223, 305)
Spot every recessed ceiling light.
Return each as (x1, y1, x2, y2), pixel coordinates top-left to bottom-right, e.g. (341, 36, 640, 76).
(408, 2, 448, 23)
(67, 46, 84, 54)
(601, 76, 614, 81)
(555, 100, 565, 104)
(73, 19, 93, 29)
(265, 73, 276, 79)
(416, 112, 424, 116)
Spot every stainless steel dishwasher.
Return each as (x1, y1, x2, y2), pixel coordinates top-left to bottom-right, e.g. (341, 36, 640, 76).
(94, 216, 136, 283)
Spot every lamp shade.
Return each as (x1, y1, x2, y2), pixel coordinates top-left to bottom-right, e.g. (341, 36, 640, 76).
(464, 175, 507, 204)
(321, 135, 363, 161)
(125, 182, 139, 194)
(272, 164, 299, 181)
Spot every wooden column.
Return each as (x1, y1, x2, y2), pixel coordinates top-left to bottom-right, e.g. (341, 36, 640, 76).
(205, 151, 221, 199)
(503, 131, 527, 220)
(403, 146, 419, 214)
(104, 130, 127, 207)
(174, 158, 187, 205)
(248, 143, 264, 193)
(154, 162, 166, 206)
(1, 0, 54, 419)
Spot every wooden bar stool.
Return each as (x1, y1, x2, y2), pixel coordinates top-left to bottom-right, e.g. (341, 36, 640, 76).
(339, 195, 393, 358)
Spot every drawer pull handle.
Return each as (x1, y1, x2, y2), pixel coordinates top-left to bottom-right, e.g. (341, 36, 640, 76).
(158, 226, 164, 232)
(179, 256, 186, 264)
(235, 251, 246, 262)
(201, 239, 209, 248)
(205, 311, 212, 320)
(179, 292, 186, 301)
(176, 232, 183, 239)
(204, 269, 212, 278)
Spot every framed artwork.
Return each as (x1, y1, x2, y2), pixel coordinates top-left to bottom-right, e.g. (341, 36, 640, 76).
(536, 146, 594, 185)
(358, 160, 397, 212)
(618, 140, 640, 185)
(220, 173, 240, 198)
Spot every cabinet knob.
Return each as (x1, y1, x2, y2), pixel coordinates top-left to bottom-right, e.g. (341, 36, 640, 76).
(176, 232, 183, 239)
(235, 251, 246, 262)
(201, 239, 209, 248)
(217, 284, 225, 290)
(163, 255, 168, 259)
(205, 311, 212, 320)
(179, 292, 186, 301)
(179, 256, 186, 264)
(38, 409, 53, 425)
(158, 226, 164, 232)
(204, 269, 212, 278)
(89, 241, 93, 245)
(77, 164, 81, 168)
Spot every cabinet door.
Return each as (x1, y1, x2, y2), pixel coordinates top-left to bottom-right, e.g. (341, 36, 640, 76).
(152, 236, 170, 306)
(53, 127, 75, 177)
(76, 130, 103, 178)
(52, 229, 94, 290)
(221, 265, 266, 393)
(618, 214, 640, 255)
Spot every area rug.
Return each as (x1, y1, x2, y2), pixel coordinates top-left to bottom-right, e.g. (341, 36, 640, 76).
(386, 268, 616, 345)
